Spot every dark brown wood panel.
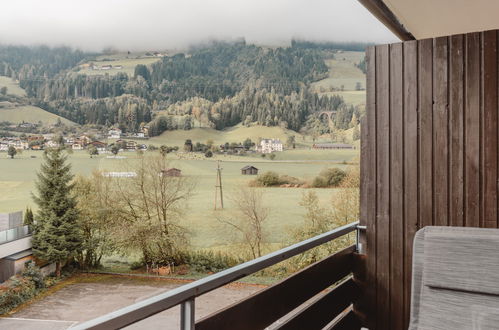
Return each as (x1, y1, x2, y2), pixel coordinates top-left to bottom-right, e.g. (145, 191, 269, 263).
(375, 44, 390, 330)
(481, 30, 498, 228)
(433, 36, 449, 227)
(360, 45, 377, 330)
(196, 246, 355, 330)
(418, 38, 433, 229)
(361, 28, 499, 329)
(330, 310, 362, 330)
(402, 39, 418, 330)
(449, 34, 465, 227)
(465, 32, 481, 227)
(388, 42, 404, 330)
(278, 279, 360, 330)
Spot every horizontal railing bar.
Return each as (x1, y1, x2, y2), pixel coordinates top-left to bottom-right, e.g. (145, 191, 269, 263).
(71, 221, 359, 330)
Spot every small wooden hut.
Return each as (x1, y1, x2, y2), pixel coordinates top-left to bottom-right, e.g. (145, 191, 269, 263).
(241, 165, 258, 175)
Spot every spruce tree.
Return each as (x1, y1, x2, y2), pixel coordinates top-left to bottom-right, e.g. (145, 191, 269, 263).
(32, 148, 82, 277)
(23, 207, 34, 226)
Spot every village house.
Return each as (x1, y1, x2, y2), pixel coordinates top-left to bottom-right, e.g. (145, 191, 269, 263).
(9, 139, 29, 150)
(89, 141, 107, 152)
(72, 142, 84, 150)
(241, 165, 258, 175)
(108, 128, 122, 139)
(45, 140, 59, 148)
(259, 138, 283, 154)
(0, 142, 8, 151)
(79, 135, 92, 145)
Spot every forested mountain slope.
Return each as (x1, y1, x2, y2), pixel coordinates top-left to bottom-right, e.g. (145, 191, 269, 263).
(0, 41, 365, 136)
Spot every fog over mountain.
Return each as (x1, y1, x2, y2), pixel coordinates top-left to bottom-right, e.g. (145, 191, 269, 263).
(0, 0, 396, 51)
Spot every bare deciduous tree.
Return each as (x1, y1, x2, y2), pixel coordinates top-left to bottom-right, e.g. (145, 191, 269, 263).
(218, 187, 269, 259)
(105, 155, 195, 265)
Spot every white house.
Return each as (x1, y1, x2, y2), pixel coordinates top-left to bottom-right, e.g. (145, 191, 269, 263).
(72, 142, 84, 150)
(259, 139, 283, 154)
(45, 140, 59, 148)
(108, 128, 122, 139)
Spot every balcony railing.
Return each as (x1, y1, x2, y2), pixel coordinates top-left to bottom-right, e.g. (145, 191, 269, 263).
(71, 221, 362, 330)
(0, 225, 31, 245)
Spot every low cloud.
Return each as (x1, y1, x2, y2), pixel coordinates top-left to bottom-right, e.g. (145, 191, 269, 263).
(0, 0, 397, 51)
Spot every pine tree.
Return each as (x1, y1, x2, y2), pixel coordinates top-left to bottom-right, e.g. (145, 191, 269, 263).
(32, 148, 82, 277)
(24, 207, 34, 226)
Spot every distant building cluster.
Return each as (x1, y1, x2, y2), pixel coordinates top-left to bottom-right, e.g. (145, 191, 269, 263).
(0, 130, 149, 153)
(81, 63, 123, 71)
(108, 127, 148, 139)
(258, 139, 283, 154)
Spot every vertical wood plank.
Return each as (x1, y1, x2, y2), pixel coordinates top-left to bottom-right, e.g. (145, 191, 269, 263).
(465, 32, 481, 227)
(375, 44, 390, 330)
(481, 30, 498, 228)
(433, 37, 449, 226)
(449, 35, 465, 227)
(403, 39, 418, 330)
(418, 38, 433, 228)
(389, 42, 404, 330)
(360, 45, 377, 329)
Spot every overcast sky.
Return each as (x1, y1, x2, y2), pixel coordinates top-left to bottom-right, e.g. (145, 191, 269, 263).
(0, 0, 397, 51)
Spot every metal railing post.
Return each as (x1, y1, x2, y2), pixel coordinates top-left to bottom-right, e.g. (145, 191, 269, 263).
(356, 225, 367, 254)
(180, 298, 195, 330)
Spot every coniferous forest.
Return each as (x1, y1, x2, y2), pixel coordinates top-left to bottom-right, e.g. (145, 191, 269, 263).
(0, 40, 362, 135)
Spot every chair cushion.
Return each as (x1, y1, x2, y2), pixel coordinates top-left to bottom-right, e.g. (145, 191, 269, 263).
(423, 229, 499, 295)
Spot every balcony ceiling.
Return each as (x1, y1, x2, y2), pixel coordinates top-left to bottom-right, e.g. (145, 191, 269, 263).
(359, 0, 499, 40)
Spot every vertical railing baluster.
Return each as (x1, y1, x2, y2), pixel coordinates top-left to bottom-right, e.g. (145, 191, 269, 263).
(180, 298, 195, 330)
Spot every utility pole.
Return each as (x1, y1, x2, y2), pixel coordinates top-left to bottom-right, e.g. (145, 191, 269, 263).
(214, 160, 224, 209)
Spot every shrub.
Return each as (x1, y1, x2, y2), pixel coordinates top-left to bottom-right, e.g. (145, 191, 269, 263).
(0, 277, 37, 314)
(205, 150, 213, 158)
(183, 250, 242, 273)
(256, 171, 282, 186)
(312, 168, 347, 188)
(312, 176, 328, 188)
(21, 261, 45, 289)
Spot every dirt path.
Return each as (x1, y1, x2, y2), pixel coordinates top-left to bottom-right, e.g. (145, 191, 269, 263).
(1, 274, 264, 329)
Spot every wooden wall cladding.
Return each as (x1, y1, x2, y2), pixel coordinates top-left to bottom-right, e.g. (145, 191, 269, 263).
(359, 29, 499, 330)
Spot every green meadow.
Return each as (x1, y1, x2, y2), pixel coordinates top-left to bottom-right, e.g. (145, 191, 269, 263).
(0, 148, 358, 250)
(0, 76, 26, 96)
(0, 104, 75, 126)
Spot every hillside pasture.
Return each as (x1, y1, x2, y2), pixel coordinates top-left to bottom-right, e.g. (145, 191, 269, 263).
(0, 105, 75, 126)
(147, 124, 304, 147)
(77, 56, 161, 76)
(310, 51, 365, 94)
(0, 76, 26, 96)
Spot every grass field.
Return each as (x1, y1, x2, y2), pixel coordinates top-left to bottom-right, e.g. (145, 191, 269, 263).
(0, 148, 359, 250)
(322, 90, 366, 106)
(310, 51, 366, 107)
(0, 105, 75, 126)
(0, 76, 26, 96)
(147, 124, 304, 147)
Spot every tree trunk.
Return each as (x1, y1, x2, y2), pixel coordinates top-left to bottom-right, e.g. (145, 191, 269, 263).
(55, 261, 61, 277)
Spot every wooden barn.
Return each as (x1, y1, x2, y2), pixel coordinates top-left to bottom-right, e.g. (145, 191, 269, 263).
(241, 165, 258, 175)
(312, 143, 354, 150)
(72, 2, 499, 330)
(161, 168, 182, 177)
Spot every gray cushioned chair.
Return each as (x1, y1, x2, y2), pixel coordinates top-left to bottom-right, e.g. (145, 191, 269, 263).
(409, 226, 499, 330)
